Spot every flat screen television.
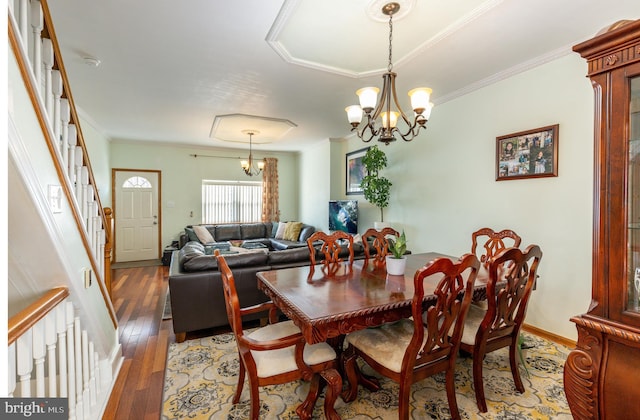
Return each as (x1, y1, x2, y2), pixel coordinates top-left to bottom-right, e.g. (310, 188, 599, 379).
(329, 200, 358, 234)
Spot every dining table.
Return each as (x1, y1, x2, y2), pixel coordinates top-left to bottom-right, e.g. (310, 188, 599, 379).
(256, 252, 494, 419)
(257, 252, 492, 345)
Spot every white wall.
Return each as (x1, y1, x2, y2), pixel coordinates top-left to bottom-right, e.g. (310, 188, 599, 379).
(301, 53, 594, 340)
(109, 141, 300, 248)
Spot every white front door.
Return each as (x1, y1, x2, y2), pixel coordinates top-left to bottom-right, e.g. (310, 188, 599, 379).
(114, 170, 160, 262)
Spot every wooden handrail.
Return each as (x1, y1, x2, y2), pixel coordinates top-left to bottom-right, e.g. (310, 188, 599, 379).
(40, 0, 108, 235)
(8, 287, 70, 345)
(8, 9, 117, 327)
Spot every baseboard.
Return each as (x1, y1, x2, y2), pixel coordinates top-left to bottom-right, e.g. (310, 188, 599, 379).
(522, 323, 576, 349)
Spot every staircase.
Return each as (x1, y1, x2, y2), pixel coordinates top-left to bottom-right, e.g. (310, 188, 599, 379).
(7, 1, 122, 418)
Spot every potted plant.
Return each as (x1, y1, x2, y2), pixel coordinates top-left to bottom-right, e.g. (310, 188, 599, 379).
(360, 145, 392, 229)
(386, 230, 407, 275)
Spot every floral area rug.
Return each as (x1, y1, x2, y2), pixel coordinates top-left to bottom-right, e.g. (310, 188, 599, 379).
(162, 332, 571, 419)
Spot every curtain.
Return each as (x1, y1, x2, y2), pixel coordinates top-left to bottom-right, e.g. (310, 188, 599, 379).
(261, 157, 280, 222)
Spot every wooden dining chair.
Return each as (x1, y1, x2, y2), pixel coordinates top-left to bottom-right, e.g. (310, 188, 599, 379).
(342, 253, 480, 420)
(307, 230, 354, 266)
(458, 244, 542, 413)
(362, 227, 399, 265)
(215, 252, 342, 420)
(471, 227, 522, 265)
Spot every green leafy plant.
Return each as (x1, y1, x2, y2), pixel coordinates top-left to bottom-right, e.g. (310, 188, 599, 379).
(388, 230, 407, 259)
(360, 145, 392, 222)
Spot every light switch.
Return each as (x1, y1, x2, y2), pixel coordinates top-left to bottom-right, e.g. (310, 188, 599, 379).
(84, 268, 92, 288)
(48, 185, 63, 213)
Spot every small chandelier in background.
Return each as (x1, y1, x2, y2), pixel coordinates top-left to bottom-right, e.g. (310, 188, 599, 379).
(240, 130, 265, 176)
(345, 2, 434, 145)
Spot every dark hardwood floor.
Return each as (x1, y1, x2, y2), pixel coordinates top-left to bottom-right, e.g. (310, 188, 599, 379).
(102, 263, 257, 419)
(103, 264, 173, 420)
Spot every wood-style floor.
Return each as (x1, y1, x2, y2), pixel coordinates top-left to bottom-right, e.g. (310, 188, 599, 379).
(103, 264, 173, 420)
(102, 263, 251, 419)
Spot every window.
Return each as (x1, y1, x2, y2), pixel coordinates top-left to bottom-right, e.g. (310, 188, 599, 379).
(202, 180, 262, 224)
(122, 176, 152, 188)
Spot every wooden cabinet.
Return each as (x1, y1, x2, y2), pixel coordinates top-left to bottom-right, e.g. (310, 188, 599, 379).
(564, 20, 640, 419)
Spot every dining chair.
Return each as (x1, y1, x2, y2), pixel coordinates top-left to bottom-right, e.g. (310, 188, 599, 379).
(307, 230, 354, 266)
(342, 253, 480, 420)
(215, 252, 342, 420)
(471, 227, 522, 265)
(458, 244, 542, 413)
(362, 227, 399, 265)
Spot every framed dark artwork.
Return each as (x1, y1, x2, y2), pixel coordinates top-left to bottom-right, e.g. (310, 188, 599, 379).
(329, 200, 358, 234)
(346, 147, 369, 195)
(496, 124, 559, 181)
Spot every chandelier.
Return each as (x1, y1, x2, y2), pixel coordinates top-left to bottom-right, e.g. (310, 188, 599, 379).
(240, 130, 265, 176)
(345, 2, 434, 145)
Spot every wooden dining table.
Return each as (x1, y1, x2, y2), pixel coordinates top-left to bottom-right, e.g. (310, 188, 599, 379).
(257, 252, 491, 345)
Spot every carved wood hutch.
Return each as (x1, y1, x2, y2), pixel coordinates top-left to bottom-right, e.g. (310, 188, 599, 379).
(564, 20, 640, 419)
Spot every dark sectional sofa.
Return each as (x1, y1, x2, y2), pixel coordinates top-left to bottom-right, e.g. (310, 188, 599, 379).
(169, 222, 366, 342)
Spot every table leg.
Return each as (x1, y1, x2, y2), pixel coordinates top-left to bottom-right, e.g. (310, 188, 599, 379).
(296, 373, 321, 420)
(321, 368, 342, 420)
(341, 345, 380, 403)
(296, 368, 343, 420)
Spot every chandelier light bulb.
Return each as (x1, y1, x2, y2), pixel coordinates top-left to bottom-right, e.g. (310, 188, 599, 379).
(345, 105, 364, 126)
(356, 87, 380, 113)
(381, 111, 399, 129)
(408, 88, 432, 114)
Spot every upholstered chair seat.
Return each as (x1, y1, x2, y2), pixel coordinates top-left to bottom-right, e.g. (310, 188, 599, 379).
(345, 319, 424, 373)
(248, 320, 337, 377)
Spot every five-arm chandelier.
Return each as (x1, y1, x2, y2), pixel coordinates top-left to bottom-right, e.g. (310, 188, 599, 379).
(240, 130, 265, 176)
(345, 2, 434, 145)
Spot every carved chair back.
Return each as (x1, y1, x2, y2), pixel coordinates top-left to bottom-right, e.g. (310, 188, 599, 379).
(471, 227, 522, 265)
(363, 227, 399, 265)
(307, 230, 354, 267)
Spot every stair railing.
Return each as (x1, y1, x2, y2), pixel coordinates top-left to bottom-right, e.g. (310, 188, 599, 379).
(8, 0, 116, 321)
(8, 287, 114, 419)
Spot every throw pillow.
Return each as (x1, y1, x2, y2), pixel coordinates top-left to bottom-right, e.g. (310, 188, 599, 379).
(185, 227, 199, 242)
(352, 233, 362, 244)
(284, 222, 303, 241)
(193, 225, 215, 244)
(275, 222, 288, 239)
(271, 222, 279, 238)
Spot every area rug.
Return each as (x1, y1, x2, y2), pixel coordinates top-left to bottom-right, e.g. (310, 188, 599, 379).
(162, 332, 571, 419)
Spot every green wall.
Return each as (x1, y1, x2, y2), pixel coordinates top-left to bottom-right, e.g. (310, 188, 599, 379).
(300, 53, 594, 340)
(109, 141, 299, 248)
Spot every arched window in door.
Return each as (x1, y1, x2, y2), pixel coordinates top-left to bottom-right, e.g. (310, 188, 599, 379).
(122, 176, 152, 189)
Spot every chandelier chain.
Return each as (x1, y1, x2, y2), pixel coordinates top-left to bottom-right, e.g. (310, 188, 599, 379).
(387, 13, 393, 72)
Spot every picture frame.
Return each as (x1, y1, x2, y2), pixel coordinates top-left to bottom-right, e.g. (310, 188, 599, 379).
(346, 147, 369, 195)
(496, 124, 559, 181)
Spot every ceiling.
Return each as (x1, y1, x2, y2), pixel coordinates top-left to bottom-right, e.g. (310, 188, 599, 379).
(47, 0, 639, 152)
